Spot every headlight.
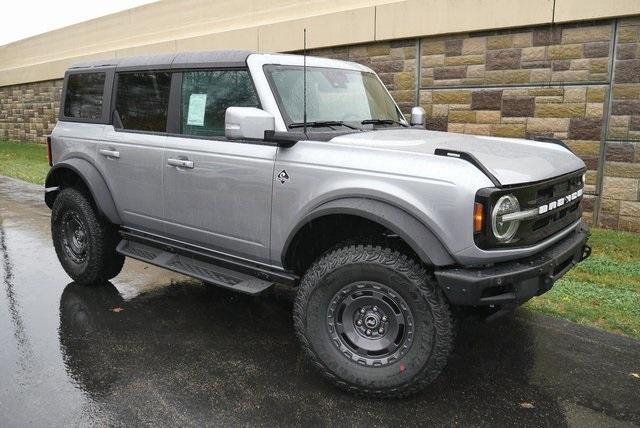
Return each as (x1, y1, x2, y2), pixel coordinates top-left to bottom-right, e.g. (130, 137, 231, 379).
(492, 194, 520, 242)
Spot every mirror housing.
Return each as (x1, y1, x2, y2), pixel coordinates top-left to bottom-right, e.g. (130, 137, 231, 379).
(410, 106, 426, 127)
(225, 107, 275, 140)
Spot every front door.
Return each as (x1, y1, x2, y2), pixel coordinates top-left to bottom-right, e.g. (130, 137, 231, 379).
(162, 69, 276, 263)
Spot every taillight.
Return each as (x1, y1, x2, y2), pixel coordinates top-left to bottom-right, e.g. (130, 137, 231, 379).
(46, 136, 53, 166)
(474, 202, 484, 233)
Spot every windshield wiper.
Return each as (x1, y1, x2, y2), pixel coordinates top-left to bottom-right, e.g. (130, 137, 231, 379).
(289, 121, 360, 130)
(361, 119, 409, 127)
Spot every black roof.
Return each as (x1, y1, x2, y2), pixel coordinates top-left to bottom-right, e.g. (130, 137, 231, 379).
(68, 50, 254, 71)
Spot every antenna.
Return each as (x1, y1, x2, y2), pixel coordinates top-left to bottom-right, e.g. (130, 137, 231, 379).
(303, 28, 307, 136)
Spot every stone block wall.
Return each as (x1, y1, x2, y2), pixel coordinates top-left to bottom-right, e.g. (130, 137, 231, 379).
(0, 16, 639, 232)
(600, 18, 640, 232)
(0, 80, 63, 142)
(420, 22, 612, 87)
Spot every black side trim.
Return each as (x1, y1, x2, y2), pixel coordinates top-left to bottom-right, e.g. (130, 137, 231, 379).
(264, 130, 307, 147)
(45, 159, 121, 224)
(434, 148, 502, 187)
(282, 198, 455, 267)
(121, 228, 299, 287)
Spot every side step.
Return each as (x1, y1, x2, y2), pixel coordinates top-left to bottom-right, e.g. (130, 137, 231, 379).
(116, 239, 274, 295)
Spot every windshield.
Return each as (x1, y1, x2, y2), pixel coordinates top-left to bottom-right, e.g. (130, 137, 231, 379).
(263, 65, 405, 128)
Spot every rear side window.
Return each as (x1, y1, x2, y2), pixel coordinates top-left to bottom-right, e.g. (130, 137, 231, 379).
(115, 72, 171, 132)
(63, 72, 106, 119)
(181, 70, 259, 137)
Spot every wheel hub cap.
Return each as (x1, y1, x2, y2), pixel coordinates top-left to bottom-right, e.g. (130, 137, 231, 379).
(326, 281, 415, 367)
(61, 212, 88, 264)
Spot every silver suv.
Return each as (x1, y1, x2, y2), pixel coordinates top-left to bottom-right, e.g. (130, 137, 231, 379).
(45, 51, 591, 397)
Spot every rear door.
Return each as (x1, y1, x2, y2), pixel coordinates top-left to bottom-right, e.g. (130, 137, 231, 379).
(97, 71, 171, 234)
(163, 69, 276, 263)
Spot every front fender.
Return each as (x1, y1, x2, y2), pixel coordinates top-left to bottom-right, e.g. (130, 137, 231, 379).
(45, 158, 121, 224)
(282, 197, 454, 267)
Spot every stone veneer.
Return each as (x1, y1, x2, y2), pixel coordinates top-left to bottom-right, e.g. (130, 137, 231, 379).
(0, 80, 62, 142)
(0, 17, 639, 232)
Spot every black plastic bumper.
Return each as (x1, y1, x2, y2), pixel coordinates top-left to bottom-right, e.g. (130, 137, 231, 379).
(435, 224, 590, 307)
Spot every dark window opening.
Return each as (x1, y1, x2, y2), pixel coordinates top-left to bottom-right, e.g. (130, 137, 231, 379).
(63, 73, 106, 119)
(180, 70, 259, 138)
(115, 72, 171, 132)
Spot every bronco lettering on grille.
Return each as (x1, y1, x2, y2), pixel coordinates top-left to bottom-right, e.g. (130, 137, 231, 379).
(538, 188, 583, 215)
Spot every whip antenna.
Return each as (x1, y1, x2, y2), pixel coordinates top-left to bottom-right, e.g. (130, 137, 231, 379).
(303, 28, 307, 135)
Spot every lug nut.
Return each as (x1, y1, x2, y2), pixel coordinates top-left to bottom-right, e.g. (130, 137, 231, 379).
(373, 306, 378, 312)
(366, 329, 371, 336)
(360, 308, 366, 314)
(356, 320, 362, 326)
(382, 316, 387, 322)
(379, 328, 384, 334)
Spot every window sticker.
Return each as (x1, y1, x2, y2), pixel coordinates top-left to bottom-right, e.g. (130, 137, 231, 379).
(187, 93, 207, 126)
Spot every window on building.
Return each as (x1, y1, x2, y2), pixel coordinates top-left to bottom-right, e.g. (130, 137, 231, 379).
(63, 73, 106, 120)
(115, 72, 171, 132)
(181, 70, 259, 137)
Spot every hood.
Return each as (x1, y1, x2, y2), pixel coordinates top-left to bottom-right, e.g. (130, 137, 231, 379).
(329, 129, 585, 186)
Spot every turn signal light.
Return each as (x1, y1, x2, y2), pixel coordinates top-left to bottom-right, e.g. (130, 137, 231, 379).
(474, 202, 484, 233)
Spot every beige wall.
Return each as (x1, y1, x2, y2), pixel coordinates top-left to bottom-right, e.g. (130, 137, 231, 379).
(1, 0, 639, 86)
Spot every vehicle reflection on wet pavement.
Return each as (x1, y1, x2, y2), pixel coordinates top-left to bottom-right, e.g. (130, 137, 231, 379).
(1, 175, 639, 427)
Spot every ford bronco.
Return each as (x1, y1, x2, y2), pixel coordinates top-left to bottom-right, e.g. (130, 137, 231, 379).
(45, 51, 590, 397)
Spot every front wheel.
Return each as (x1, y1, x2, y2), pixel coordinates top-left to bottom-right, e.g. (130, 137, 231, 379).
(293, 244, 455, 397)
(51, 187, 125, 285)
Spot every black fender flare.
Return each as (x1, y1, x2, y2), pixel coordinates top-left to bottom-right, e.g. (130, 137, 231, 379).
(283, 198, 454, 267)
(45, 158, 121, 224)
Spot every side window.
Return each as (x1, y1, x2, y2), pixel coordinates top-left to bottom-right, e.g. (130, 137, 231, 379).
(63, 72, 106, 120)
(115, 72, 171, 132)
(181, 70, 259, 137)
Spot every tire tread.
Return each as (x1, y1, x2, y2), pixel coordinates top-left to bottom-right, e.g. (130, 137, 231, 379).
(293, 244, 455, 398)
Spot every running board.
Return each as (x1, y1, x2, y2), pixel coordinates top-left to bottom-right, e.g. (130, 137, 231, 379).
(117, 239, 274, 295)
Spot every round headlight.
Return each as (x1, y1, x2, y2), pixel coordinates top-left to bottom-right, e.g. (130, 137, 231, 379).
(492, 194, 520, 242)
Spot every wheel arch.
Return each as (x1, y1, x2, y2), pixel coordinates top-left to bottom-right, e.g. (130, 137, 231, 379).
(45, 158, 121, 225)
(282, 198, 454, 274)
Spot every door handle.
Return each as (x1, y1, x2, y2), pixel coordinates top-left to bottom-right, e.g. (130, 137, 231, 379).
(167, 158, 194, 169)
(99, 149, 120, 159)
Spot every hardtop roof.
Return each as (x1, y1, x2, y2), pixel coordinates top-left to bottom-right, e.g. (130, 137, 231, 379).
(68, 50, 254, 72)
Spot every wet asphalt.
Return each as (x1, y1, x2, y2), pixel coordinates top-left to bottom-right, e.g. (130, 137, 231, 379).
(0, 175, 638, 427)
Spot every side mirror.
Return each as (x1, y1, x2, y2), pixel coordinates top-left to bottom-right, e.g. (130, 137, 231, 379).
(410, 106, 426, 127)
(225, 107, 275, 140)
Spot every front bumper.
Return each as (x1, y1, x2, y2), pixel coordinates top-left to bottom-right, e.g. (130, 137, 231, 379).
(435, 223, 590, 307)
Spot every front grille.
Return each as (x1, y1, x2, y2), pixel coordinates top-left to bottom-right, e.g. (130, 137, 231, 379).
(475, 169, 585, 249)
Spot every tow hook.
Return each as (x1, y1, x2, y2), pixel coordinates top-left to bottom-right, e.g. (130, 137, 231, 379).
(581, 244, 592, 262)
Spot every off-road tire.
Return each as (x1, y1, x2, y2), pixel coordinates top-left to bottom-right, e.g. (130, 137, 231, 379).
(51, 187, 124, 285)
(293, 244, 454, 398)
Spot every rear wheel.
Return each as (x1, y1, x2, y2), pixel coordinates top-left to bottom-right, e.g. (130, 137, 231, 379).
(293, 244, 454, 397)
(51, 187, 124, 285)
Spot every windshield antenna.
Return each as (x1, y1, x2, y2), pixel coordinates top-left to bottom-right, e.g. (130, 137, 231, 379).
(303, 28, 307, 136)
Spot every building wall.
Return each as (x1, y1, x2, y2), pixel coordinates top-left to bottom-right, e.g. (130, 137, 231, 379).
(0, 3, 638, 232)
(1, 0, 639, 87)
(0, 80, 62, 141)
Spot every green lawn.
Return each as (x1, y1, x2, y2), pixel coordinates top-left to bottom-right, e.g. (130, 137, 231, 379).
(0, 140, 638, 338)
(526, 228, 640, 339)
(0, 140, 50, 184)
